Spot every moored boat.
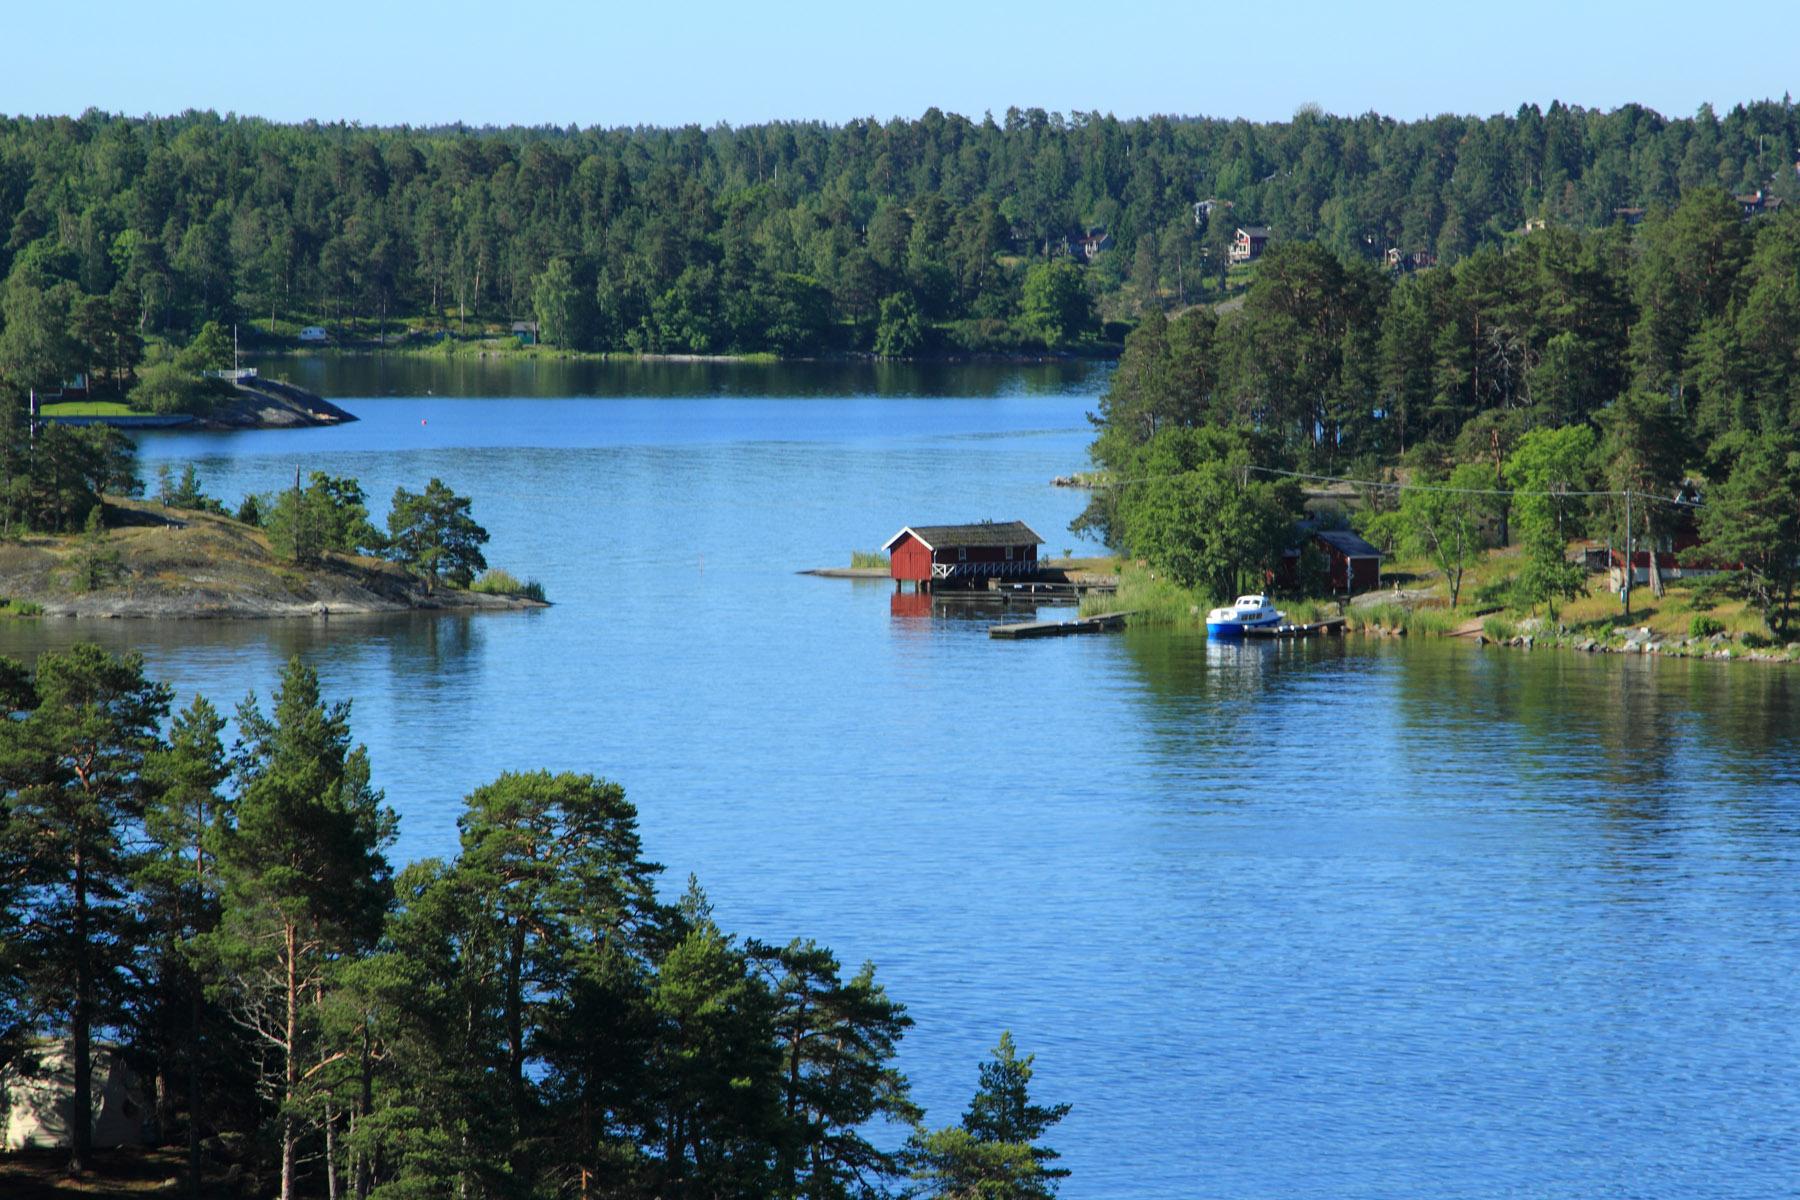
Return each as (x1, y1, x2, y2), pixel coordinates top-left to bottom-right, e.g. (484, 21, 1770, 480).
(1205, 593, 1283, 636)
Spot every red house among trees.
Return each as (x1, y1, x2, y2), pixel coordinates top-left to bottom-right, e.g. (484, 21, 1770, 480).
(883, 521, 1044, 591)
(1276, 526, 1383, 594)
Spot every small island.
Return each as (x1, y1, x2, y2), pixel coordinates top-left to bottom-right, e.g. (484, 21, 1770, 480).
(0, 497, 543, 619)
(0, 433, 543, 619)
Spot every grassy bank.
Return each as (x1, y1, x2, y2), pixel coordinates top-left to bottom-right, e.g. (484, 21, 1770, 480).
(1365, 543, 1800, 661)
(1340, 601, 1463, 637)
(1077, 563, 1338, 627)
(1067, 547, 1796, 663)
(38, 400, 137, 417)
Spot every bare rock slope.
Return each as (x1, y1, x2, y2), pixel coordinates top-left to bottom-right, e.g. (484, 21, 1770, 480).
(0, 499, 543, 619)
(202, 377, 359, 428)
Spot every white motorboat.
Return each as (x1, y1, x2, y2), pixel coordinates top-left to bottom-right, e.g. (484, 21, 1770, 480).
(1205, 593, 1284, 636)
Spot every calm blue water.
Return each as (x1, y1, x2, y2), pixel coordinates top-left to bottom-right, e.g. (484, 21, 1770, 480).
(5, 357, 1798, 1198)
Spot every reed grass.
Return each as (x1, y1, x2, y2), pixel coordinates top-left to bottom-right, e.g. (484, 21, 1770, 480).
(471, 568, 548, 602)
(1078, 565, 1214, 625)
(1482, 615, 1519, 641)
(1345, 601, 1461, 636)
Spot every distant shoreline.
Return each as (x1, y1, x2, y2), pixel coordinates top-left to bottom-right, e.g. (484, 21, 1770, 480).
(245, 342, 1121, 367)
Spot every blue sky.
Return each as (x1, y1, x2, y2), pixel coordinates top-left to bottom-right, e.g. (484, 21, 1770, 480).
(9, 0, 1796, 128)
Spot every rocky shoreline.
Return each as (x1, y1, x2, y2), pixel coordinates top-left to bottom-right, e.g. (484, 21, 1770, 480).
(0, 499, 546, 620)
(200, 375, 358, 429)
(1475, 624, 1800, 664)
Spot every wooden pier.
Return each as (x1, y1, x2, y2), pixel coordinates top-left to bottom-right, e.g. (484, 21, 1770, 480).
(989, 611, 1137, 639)
(988, 578, 1117, 601)
(1240, 616, 1346, 639)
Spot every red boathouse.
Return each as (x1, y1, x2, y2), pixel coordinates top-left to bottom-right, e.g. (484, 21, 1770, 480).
(883, 521, 1044, 590)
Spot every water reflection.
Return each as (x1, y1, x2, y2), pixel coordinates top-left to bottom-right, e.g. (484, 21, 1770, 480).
(247, 352, 1108, 401)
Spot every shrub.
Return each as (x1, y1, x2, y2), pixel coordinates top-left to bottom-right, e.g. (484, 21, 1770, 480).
(69, 508, 123, 592)
(472, 569, 548, 603)
(1483, 615, 1518, 641)
(130, 361, 219, 416)
(156, 463, 228, 514)
(1689, 615, 1725, 639)
(1685, 574, 1735, 609)
(471, 568, 524, 594)
(943, 318, 1017, 352)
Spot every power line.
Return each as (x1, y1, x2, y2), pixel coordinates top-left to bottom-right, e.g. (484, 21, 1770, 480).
(1088, 464, 1699, 507)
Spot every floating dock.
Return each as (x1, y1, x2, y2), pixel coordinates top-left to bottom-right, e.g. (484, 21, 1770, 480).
(1240, 617, 1346, 639)
(989, 611, 1137, 639)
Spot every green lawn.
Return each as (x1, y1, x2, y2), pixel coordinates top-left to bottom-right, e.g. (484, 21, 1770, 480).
(39, 400, 138, 417)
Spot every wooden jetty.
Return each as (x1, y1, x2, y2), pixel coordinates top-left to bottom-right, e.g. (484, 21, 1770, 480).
(1241, 616, 1346, 639)
(989, 611, 1137, 639)
(988, 578, 1118, 601)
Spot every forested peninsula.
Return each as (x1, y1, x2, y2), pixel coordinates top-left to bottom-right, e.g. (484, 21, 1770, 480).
(2, 100, 1799, 370)
(1077, 184, 1800, 651)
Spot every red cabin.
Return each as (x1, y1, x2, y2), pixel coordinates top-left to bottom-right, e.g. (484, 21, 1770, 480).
(883, 521, 1044, 591)
(1276, 527, 1383, 594)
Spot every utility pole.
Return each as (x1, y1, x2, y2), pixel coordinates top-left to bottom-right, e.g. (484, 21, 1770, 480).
(1621, 490, 1633, 618)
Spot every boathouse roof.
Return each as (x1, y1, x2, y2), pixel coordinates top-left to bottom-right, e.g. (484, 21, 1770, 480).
(882, 521, 1044, 552)
(1314, 529, 1382, 558)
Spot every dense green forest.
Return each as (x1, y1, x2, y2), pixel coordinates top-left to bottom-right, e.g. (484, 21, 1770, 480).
(1080, 188, 1800, 634)
(2, 99, 1799, 374)
(0, 648, 1070, 1199)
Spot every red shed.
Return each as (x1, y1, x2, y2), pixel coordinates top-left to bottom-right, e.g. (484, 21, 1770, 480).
(883, 521, 1044, 591)
(1276, 527, 1382, 594)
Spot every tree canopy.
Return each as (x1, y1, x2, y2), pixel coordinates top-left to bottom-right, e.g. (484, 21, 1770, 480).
(0, 647, 1037, 1198)
(2, 99, 1799, 368)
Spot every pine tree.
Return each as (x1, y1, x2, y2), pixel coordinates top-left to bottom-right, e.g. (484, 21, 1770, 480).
(208, 658, 394, 1200)
(648, 905, 783, 1199)
(0, 643, 170, 1173)
(748, 939, 919, 1199)
(138, 697, 232, 1197)
(907, 1032, 1071, 1200)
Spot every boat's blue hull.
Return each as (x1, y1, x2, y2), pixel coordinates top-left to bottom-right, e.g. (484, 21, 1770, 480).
(1207, 617, 1282, 637)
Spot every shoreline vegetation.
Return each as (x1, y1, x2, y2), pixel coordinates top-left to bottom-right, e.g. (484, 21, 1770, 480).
(284, 333, 1121, 365)
(1081, 559, 1800, 665)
